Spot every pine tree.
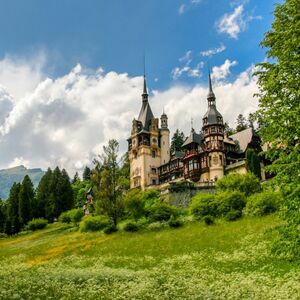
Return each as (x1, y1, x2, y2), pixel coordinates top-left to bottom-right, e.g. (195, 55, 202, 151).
(235, 114, 248, 132)
(171, 129, 185, 153)
(83, 166, 91, 181)
(0, 200, 6, 233)
(34, 168, 53, 219)
(224, 122, 235, 136)
(58, 169, 74, 213)
(246, 148, 261, 179)
(5, 183, 21, 234)
(18, 175, 34, 227)
(72, 172, 80, 184)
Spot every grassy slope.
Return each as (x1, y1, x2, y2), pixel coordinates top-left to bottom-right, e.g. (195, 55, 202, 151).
(0, 216, 299, 300)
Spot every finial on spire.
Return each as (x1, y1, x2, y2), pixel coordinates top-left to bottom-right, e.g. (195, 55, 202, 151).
(142, 53, 148, 97)
(207, 70, 216, 102)
(191, 117, 194, 130)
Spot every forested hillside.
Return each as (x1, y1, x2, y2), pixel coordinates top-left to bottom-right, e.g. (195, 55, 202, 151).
(0, 166, 44, 199)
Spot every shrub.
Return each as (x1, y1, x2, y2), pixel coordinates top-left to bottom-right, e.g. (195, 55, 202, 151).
(0, 233, 8, 239)
(141, 189, 160, 209)
(68, 208, 84, 224)
(168, 216, 183, 228)
(123, 221, 139, 232)
(26, 218, 48, 231)
(124, 189, 145, 221)
(147, 221, 168, 231)
(59, 211, 72, 224)
(216, 173, 261, 196)
(148, 202, 178, 222)
(245, 191, 282, 216)
(104, 223, 118, 234)
(225, 210, 242, 221)
(216, 191, 246, 217)
(203, 215, 214, 225)
(190, 193, 217, 219)
(79, 215, 110, 232)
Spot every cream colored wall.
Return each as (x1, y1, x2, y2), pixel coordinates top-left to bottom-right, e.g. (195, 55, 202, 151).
(208, 151, 225, 181)
(160, 129, 170, 165)
(226, 165, 248, 175)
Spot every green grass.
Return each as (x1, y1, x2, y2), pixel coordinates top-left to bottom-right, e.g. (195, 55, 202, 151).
(0, 216, 299, 299)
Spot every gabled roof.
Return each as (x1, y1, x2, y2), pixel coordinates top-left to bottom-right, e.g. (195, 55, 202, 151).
(182, 129, 203, 147)
(229, 127, 258, 153)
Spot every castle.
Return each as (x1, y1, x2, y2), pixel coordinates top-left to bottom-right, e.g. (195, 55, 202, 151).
(128, 74, 263, 190)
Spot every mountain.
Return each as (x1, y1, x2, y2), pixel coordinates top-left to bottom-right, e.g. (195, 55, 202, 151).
(0, 165, 45, 199)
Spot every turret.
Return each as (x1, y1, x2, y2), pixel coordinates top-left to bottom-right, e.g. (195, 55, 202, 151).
(160, 111, 170, 164)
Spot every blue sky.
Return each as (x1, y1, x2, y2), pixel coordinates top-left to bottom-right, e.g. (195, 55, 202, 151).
(0, 0, 278, 174)
(0, 0, 276, 89)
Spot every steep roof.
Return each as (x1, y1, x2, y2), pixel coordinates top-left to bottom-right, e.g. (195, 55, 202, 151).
(182, 129, 203, 147)
(229, 127, 257, 153)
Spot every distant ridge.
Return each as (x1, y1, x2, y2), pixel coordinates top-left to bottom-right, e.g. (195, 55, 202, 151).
(0, 165, 45, 200)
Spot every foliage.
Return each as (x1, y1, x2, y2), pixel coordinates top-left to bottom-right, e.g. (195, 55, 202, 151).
(147, 202, 178, 222)
(235, 114, 248, 132)
(254, 0, 300, 259)
(224, 210, 242, 222)
(216, 173, 261, 196)
(0, 200, 6, 233)
(147, 221, 168, 231)
(58, 211, 72, 224)
(103, 223, 118, 234)
(82, 166, 91, 181)
(18, 175, 34, 227)
(224, 122, 235, 136)
(190, 193, 217, 219)
(246, 148, 261, 179)
(79, 215, 110, 232)
(168, 215, 183, 228)
(123, 221, 140, 232)
(141, 189, 160, 209)
(171, 129, 185, 153)
(26, 218, 48, 231)
(203, 215, 214, 225)
(0, 232, 7, 239)
(216, 191, 246, 217)
(245, 191, 282, 216)
(71, 179, 90, 208)
(123, 189, 145, 221)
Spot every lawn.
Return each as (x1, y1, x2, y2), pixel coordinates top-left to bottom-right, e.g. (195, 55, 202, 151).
(0, 216, 299, 299)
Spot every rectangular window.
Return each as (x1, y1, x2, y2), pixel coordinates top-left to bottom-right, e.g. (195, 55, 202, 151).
(152, 150, 156, 158)
(211, 127, 216, 133)
(151, 168, 156, 174)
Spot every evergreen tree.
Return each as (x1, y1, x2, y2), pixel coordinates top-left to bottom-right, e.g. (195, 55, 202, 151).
(224, 122, 235, 136)
(72, 172, 80, 184)
(0, 200, 6, 233)
(18, 175, 34, 227)
(83, 166, 91, 181)
(246, 148, 261, 179)
(5, 183, 21, 234)
(171, 129, 185, 153)
(255, 0, 300, 259)
(58, 169, 74, 213)
(235, 114, 248, 132)
(34, 168, 53, 219)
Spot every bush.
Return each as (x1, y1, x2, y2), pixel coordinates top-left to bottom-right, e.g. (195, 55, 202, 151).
(216, 191, 246, 217)
(79, 215, 110, 232)
(216, 173, 261, 196)
(141, 189, 160, 209)
(190, 193, 217, 219)
(225, 210, 242, 221)
(104, 223, 118, 234)
(26, 218, 48, 231)
(147, 221, 168, 231)
(0, 233, 8, 239)
(245, 191, 282, 216)
(68, 208, 84, 224)
(203, 215, 214, 225)
(123, 221, 139, 232)
(148, 202, 178, 222)
(168, 216, 183, 228)
(124, 189, 145, 221)
(59, 211, 72, 224)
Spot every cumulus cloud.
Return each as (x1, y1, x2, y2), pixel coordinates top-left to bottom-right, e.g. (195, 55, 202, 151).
(0, 57, 258, 176)
(211, 59, 238, 81)
(217, 5, 261, 39)
(200, 43, 226, 57)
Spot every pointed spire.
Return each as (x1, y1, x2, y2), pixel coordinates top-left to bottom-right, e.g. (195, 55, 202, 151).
(207, 71, 216, 105)
(142, 54, 148, 101)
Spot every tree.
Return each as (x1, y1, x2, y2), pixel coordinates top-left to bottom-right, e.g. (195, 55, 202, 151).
(4, 183, 21, 234)
(72, 172, 80, 184)
(235, 114, 248, 132)
(93, 139, 125, 225)
(18, 175, 34, 227)
(83, 166, 91, 181)
(171, 129, 185, 153)
(0, 200, 7, 233)
(246, 148, 261, 179)
(255, 0, 300, 259)
(224, 122, 235, 136)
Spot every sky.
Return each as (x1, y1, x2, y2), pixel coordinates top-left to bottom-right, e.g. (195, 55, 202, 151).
(0, 0, 278, 175)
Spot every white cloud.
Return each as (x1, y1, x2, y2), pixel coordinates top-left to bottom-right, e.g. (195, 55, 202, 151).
(0, 57, 258, 176)
(211, 59, 238, 81)
(217, 5, 262, 39)
(200, 43, 226, 57)
(178, 4, 186, 15)
(171, 51, 204, 80)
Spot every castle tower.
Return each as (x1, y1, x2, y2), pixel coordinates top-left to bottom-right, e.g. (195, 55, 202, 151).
(202, 73, 225, 181)
(160, 111, 170, 165)
(128, 75, 167, 189)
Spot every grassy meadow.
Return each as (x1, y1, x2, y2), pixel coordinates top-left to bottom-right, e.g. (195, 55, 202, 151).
(0, 215, 299, 299)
